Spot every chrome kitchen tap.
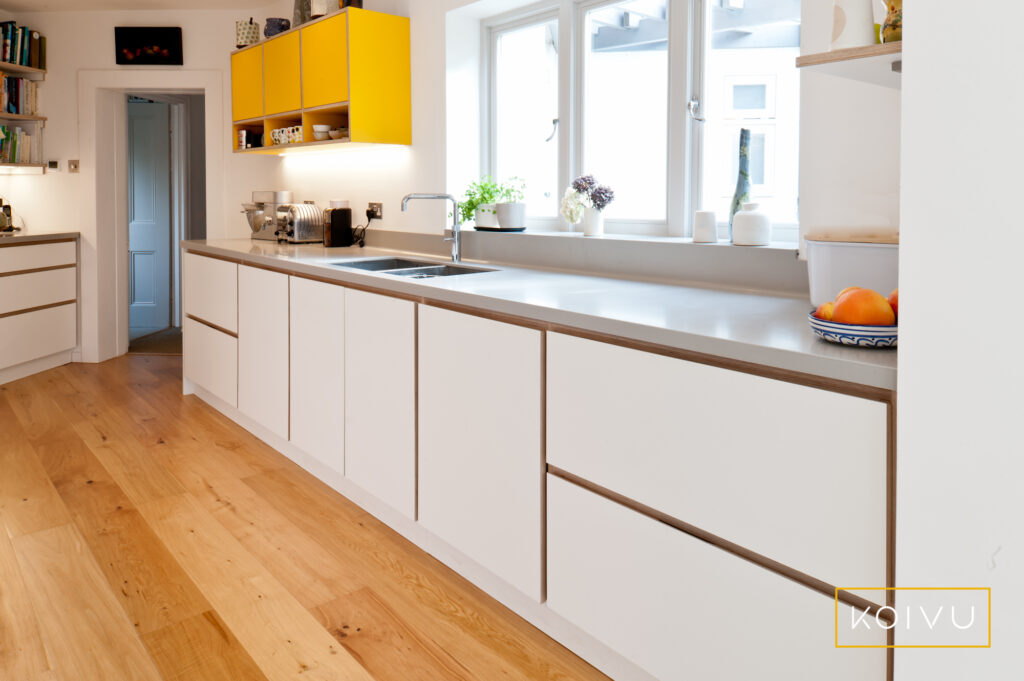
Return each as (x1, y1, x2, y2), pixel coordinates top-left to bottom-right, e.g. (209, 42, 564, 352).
(401, 193, 461, 263)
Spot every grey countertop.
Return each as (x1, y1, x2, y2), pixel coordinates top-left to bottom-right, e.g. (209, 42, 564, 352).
(183, 239, 897, 391)
(0, 231, 79, 244)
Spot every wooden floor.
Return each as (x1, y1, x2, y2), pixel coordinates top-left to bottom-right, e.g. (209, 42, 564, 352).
(0, 356, 606, 681)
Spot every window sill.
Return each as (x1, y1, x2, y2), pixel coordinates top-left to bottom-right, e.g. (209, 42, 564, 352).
(512, 229, 799, 252)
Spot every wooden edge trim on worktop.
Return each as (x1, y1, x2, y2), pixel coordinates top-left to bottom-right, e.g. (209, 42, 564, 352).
(181, 248, 895, 402)
(0, 263, 76, 277)
(546, 464, 894, 623)
(0, 299, 76, 320)
(185, 313, 239, 339)
(0, 237, 78, 248)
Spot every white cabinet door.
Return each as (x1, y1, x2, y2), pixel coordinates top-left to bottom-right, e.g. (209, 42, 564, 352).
(547, 332, 888, 590)
(344, 289, 416, 517)
(238, 265, 289, 440)
(418, 305, 543, 601)
(290, 277, 345, 474)
(183, 317, 237, 408)
(547, 475, 887, 681)
(183, 253, 237, 332)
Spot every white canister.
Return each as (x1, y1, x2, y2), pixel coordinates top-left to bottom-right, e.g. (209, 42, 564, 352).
(831, 0, 876, 50)
(693, 210, 717, 243)
(731, 203, 771, 246)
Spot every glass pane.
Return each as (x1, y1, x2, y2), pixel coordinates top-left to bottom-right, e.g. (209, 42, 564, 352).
(583, 0, 668, 221)
(700, 0, 800, 226)
(495, 19, 559, 217)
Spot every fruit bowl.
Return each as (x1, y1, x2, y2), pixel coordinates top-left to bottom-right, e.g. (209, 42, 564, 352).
(808, 312, 897, 348)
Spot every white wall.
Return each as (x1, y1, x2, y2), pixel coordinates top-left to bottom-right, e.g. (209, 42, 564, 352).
(895, 3, 1023, 678)
(798, 0, 900, 248)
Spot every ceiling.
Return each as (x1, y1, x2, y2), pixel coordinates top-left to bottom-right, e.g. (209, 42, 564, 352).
(2, 0, 268, 10)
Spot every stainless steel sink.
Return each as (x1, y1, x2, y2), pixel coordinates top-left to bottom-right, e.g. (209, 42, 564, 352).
(388, 264, 494, 279)
(330, 257, 437, 271)
(328, 257, 496, 279)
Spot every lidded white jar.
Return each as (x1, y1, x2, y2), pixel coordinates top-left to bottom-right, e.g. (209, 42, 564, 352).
(731, 202, 771, 246)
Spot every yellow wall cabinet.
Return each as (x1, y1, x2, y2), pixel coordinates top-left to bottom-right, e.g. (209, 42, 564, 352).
(230, 7, 411, 153)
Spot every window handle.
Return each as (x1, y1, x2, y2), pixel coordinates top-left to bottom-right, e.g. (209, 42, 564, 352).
(687, 97, 705, 123)
(545, 118, 559, 142)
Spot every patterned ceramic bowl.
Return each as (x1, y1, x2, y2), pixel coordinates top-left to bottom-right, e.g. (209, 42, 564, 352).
(808, 312, 897, 348)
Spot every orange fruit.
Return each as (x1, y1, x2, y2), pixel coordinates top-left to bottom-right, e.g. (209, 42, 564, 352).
(835, 286, 862, 302)
(832, 288, 896, 326)
(813, 301, 835, 320)
(888, 288, 898, 319)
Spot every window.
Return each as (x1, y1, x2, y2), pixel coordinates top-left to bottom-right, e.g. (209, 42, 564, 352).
(491, 16, 560, 217)
(484, 0, 800, 239)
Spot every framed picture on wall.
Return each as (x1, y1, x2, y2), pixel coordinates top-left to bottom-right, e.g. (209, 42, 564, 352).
(115, 27, 183, 66)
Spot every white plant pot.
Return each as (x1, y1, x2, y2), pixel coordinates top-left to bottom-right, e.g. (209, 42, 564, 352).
(496, 202, 527, 229)
(582, 206, 604, 237)
(474, 204, 500, 228)
(731, 202, 772, 246)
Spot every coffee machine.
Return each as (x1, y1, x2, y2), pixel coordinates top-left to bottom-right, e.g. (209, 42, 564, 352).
(241, 191, 324, 244)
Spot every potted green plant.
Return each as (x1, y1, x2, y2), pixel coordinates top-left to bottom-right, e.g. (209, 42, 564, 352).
(496, 177, 527, 230)
(459, 177, 502, 228)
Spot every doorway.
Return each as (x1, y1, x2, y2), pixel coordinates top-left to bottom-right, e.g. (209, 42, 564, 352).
(125, 92, 206, 355)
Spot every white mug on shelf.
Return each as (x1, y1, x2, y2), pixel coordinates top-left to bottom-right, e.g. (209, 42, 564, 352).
(693, 210, 718, 243)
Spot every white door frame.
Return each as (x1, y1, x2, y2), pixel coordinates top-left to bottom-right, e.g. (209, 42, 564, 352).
(77, 70, 224, 362)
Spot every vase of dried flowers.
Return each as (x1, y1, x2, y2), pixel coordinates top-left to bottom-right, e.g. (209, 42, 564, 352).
(561, 174, 615, 237)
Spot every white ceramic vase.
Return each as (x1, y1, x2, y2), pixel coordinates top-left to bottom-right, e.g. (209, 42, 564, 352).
(731, 202, 771, 246)
(474, 204, 500, 228)
(831, 0, 876, 49)
(496, 202, 526, 229)
(582, 206, 604, 237)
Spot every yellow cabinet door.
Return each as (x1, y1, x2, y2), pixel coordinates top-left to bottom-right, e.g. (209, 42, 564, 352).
(348, 9, 411, 145)
(301, 14, 349, 109)
(263, 31, 302, 115)
(231, 46, 263, 122)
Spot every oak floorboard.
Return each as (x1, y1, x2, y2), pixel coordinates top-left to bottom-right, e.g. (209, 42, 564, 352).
(12, 524, 164, 681)
(311, 587, 476, 681)
(141, 610, 269, 681)
(139, 492, 376, 681)
(0, 530, 54, 680)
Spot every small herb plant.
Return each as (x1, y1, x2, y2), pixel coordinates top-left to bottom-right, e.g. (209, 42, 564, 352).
(459, 176, 527, 223)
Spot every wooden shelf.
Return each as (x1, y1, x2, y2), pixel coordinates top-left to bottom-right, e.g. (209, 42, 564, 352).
(0, 61, 46, 81)
(0, 113, 46, 123)
(234, 137, 353, 155)
(0, 162, 46, 174)
(796, 42, 902, 89)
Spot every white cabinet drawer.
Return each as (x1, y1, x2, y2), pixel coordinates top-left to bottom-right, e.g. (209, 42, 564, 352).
(0, 267, 77, 315)
(0, 241, 76, 273)
(418, 305, 543, 601)
(0, 303, 77, 370)
(184, 317, 237, 408)
(546, 332, 888, 589)
(547, 475, 886, 681)
(183, 253, 237, 332)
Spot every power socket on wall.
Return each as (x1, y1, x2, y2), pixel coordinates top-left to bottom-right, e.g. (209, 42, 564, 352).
(367, 202, 383, 220)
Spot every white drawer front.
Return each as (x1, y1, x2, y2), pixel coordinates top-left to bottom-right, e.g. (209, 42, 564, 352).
(547, 332, 888, 589)
(547, 475, 887, 681)
(0, 241, 76, 273)
(184, 317, 237, 408)
(183, 253, 237, 333)
(0, 267, 77, 315)
(0, 303, 77, 370)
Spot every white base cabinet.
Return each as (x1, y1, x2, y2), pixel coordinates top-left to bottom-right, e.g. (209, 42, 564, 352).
(290, 277, 345, 475)
(183, 317, 237, 408)
(547, 332, 888, 590)
(417, 305, 543, 601)
(344, 289, 416, 518)
(238, 265, 289, 440)
(547, 474, 887, 681)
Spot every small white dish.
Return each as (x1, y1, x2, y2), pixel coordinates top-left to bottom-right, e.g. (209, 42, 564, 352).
(313, 131, 330, 141)
(312, 124, 331, 132)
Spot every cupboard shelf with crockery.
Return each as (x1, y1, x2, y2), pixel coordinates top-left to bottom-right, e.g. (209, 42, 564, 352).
(230, 7, 410, 154)
(796, 41, 902, 89)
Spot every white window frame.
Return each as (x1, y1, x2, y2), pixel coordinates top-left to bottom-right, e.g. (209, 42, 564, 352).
(482, 0, 797, 241)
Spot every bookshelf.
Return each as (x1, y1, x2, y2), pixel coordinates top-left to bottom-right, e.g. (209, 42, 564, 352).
(0, 59, 46, 174)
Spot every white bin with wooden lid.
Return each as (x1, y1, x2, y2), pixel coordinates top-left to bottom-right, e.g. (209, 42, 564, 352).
(805, 230, 899, 307)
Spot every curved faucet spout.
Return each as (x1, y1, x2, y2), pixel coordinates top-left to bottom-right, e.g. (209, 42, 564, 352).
(400, 193, 462, 262)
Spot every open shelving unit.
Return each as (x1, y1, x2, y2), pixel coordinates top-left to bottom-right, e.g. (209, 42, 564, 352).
(234, 102, 351, 155)
(796, 42, 902, 89)
(0, 58, 47, 173)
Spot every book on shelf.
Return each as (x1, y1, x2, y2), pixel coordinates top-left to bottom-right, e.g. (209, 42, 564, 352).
(0, 21, 45, 68)
(0, 125, 36, 164)
(0, 73, 40, 116)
